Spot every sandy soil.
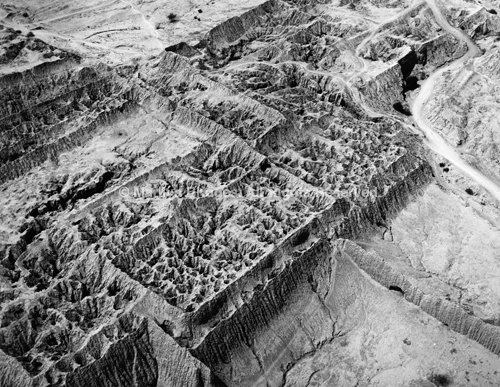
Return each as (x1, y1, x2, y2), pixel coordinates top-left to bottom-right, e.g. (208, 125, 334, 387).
(283, 251, 500, 387)
(0, 0, 267, 64)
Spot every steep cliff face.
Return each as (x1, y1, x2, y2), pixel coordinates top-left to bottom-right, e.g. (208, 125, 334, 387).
(354, 2, 468, 112)
(65, 317, 225, 387)
(0, 59, 132, 185)
(444, 4, 500, 41)
(1, 0, 271, 64)
(423, 46, 500, 185)
(190, 240, 335, 387)
(2, 0, 500, 385)
(338, 239, 500, 355)
(0, 43, 435, 383)
(279, 239, 500, 387)
(0, 216, 224, 387)
(186, 235, 500, 387)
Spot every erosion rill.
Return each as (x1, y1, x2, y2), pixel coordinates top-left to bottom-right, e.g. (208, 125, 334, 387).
(2, 0, 500, 386)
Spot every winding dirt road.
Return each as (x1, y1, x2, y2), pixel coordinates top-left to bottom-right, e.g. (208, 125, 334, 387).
(410, 0, 500, 202)
(198, 0, 500, 203)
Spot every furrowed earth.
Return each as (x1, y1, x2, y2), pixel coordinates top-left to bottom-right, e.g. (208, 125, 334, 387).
(1, 0, 500, 386)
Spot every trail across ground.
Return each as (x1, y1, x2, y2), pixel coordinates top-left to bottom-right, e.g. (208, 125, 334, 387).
(410, 0, 500, 202)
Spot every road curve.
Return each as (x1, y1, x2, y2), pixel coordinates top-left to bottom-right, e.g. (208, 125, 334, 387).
(222, 1, 500, 203)
(411, 0, 500, 202)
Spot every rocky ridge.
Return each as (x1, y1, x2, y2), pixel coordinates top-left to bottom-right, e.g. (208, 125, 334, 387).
(1, 0, 500, 385)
